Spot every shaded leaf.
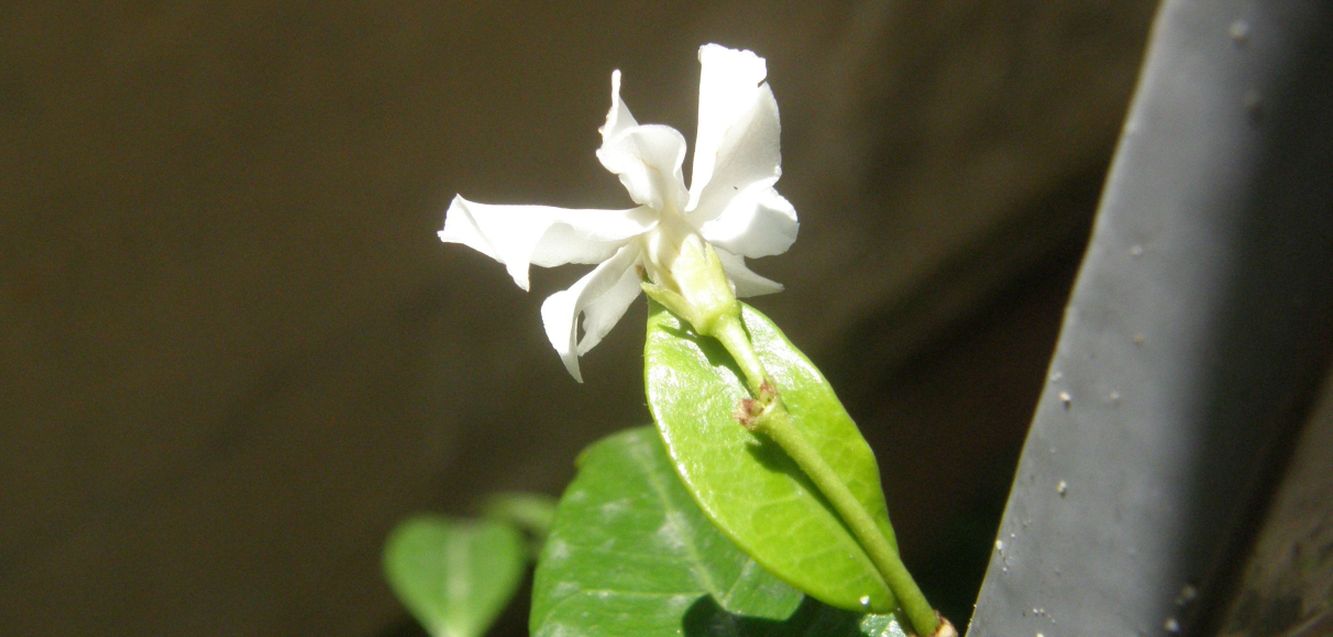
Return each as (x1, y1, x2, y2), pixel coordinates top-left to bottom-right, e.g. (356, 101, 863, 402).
(482, 491, 558, 557)
(531, 427, 902, 636)
(684, 595, 908, 637)
(644, 302, 898, 612)
(384, 516, 526, 637)
(482, 492, 557, 536)
(531, 427, 802, 636)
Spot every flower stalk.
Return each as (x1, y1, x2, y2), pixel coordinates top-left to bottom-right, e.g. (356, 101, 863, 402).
(751, 403, 940, 636)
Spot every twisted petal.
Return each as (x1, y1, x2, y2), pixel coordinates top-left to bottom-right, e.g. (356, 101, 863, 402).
(439, 195, 654, 291)
(687, 45, 785, 231)
(597, 70, 690, 212)
(714, 247, 784, 297)
(540, 244, 644, 382)
(697, 186, 798, 259)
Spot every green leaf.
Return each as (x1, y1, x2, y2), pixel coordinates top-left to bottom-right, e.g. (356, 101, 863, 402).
(684, 596, 908, 637)
(531, 427, 803, 636)
(530, 427, 904, 637)
(644, 302, 899, 612)
(481, 492, 557, 537)
(384, 515, 526, 637)
(482, 491, 558, 557)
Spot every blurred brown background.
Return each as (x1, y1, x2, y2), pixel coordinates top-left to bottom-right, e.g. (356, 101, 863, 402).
(1, 2, 1159, 635)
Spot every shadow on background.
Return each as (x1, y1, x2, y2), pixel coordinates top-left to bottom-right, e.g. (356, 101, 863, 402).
(0, 3, 1159, 635)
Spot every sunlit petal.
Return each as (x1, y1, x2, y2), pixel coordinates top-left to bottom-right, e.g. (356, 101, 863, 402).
(440, 195, 654, 291)
(714, 247, 784, 297)
(540, 244, 644, 382)
(687, 44, 783, 221)
(697, 186, 798, 259)
(597, 70, 690, 211)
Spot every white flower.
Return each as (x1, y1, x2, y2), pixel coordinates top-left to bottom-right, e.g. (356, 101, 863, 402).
(440, 44, 798, 381)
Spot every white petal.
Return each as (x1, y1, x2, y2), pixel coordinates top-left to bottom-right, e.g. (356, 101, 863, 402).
(697, 187, 798, 259)
(439, 195, 654, 291)
(597, 70, 690, 211)
(687, 45, 783, 221)
(540, 244, 644, 382)
(714, 247, 784, 297)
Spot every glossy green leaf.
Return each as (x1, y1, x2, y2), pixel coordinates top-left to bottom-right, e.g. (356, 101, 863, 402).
(530, 427, 904, 637)
(384, 515, 526, 637)
(644, 302, 899, 612)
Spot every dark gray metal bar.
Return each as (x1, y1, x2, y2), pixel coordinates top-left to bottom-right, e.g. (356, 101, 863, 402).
(967, 1, 1333, 635)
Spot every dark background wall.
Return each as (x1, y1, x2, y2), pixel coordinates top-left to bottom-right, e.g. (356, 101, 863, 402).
(0, 3, 1157, 634)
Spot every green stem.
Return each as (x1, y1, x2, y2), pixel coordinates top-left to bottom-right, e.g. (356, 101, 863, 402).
(760, 405, 937, 635)
(711, 313, 766, 395)
(710, 311, 940, 636)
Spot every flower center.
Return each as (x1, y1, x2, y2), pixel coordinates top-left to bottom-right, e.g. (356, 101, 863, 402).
(637, 210, 739, 338)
